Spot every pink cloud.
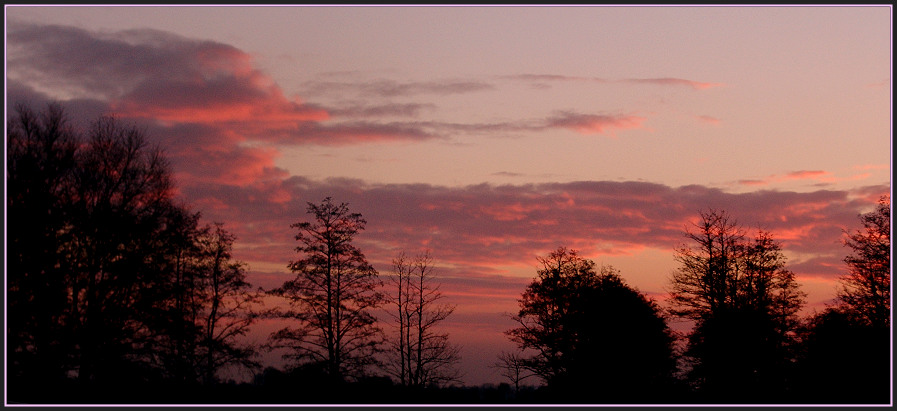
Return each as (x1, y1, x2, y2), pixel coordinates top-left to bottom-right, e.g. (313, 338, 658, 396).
(300, 79, 494, 98)
(785, 170, 829, 180)
(865, 79, 890, 88)
(696, 115, 721, 125)
(478, 202, 551, 221)
(739, 170, 833, 187)
(738, 179, 769, 186)
(502, 74, 594, 82)
(8, 22, 449, 150)
(853, 163, 890, 171)
(624, 77, 724, 89)
(546, 111, 646, 135)
(505, 74, 723, 90)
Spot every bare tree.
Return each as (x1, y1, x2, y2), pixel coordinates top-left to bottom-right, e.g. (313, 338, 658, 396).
(384, 250, 462, 388)
(195, 223, 263, 384)
(492, 351, 535, 392)
(268, 198, 384, 382)
(838, 195, 890, 328)
(160, 220, 263, 385)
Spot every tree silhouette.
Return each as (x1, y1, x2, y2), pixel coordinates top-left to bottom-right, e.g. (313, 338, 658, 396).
(268, 197, 384, 382)
(794, 307, 891, 404)
(506, 247, 676, 403)
(492, 351, 536, 393)
(160, 221, 263, 385)
(67, 114, 182, 385)
(792, 195, 892, 404)
(383, 250, 462, 388)
(196, 223, 264, 384)
(7, 102, 80, 384)
(7, 103, 263, 403)
(668, 209, 805, 402)
(7, 106, 187, 387)
(838, 195, 890, 328)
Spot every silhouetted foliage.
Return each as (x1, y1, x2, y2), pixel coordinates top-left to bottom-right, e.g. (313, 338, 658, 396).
(8, 104, 183, 386)
(506, 247, 677, 403)
(838, 195, 890, 328)
(267, 197, 384, 383)
(668, 209, 806, 402)
(7, 102, 80, 385)
(7, 103, 262, 403)
(790, 195, 892, 405)
(384, 249, 462, 388)
(793, 307, 891, 404)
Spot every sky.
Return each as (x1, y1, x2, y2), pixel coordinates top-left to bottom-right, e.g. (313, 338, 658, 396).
(4, 5, 892, 387)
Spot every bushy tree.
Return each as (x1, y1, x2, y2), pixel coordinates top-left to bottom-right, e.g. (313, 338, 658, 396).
(67, 114, 182, 384)
(384, 250, 461, 388)
(268, 198, 384, 382)
(838, 195, 890, 328)
(7, 104, 186, 385)
(793, 307, 890, 404)
(792, 196, 891, 404)
(7, 103, 262, 401)
(7, 102, 81, 383)
(668, 209, 805, 402)
(506, 247, 676, 403)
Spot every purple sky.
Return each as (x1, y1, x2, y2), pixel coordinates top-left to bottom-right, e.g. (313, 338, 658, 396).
(5, 5, 891, 386)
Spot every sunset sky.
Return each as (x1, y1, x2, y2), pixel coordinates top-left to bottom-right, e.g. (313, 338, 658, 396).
(5, 5, 892, 386)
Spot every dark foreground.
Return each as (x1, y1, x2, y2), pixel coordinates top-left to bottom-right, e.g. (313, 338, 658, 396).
(7, 373, 891, 406)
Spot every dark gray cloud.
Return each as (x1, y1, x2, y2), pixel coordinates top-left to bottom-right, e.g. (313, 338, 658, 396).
(326, 102, 436, 118)
(8, 23, 240, 99)
(299, 79, 495, 98)
(503, 73, 723, 90)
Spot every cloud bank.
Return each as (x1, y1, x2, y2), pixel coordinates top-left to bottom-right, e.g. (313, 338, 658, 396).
(182, 176, 888, 290)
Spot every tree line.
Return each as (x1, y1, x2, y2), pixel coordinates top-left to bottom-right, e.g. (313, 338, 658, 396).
(495, 200, 889, 404)
(5, 103, 891, 404)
